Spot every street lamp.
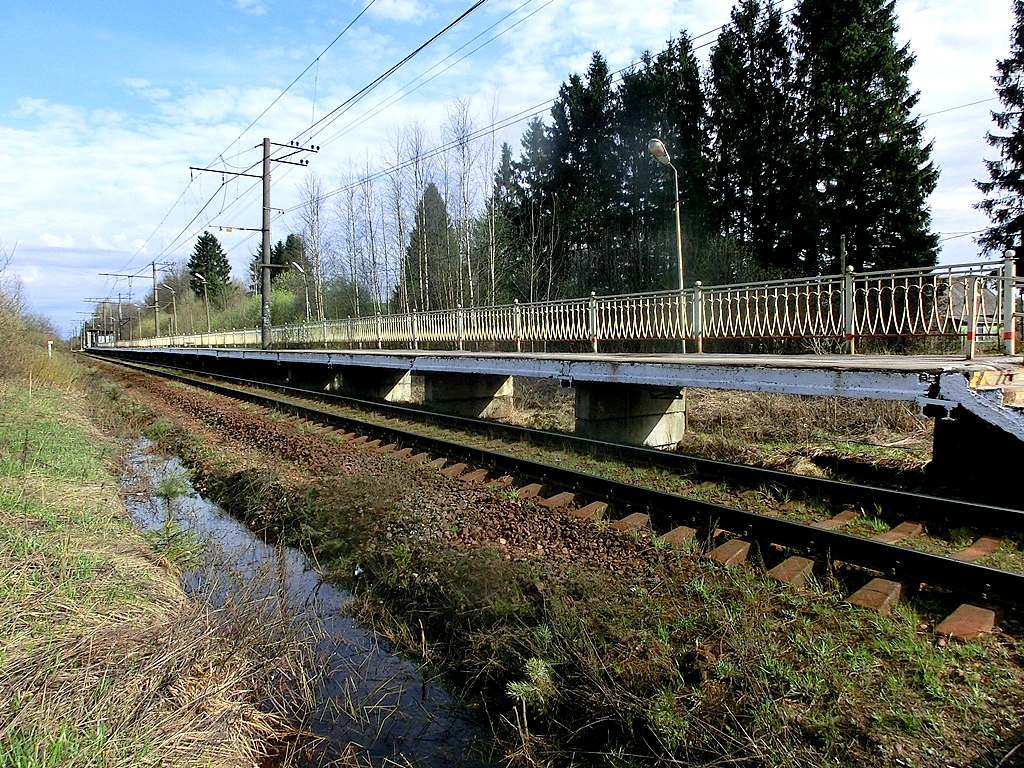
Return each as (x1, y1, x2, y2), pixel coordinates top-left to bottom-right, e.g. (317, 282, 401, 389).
(291, 262, 311, 323)
(161, 283, 177, 336)
(648, 138, 684, 293)
(193, 272, 211, 333)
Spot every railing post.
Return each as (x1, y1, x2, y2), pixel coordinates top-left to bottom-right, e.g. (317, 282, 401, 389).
(412, 309, 420, 351)
(694, 281, 704, 354)
(589, 291, 598, 353)
(843, 266, 856, 355)
(965, 275, 978, 360)
(457, 305, 465, 351)
(514, 300, 522, 353)
(1003, 249, 1017, 355)
(376, 312, 383, 349)
(322, 320, 328, 349)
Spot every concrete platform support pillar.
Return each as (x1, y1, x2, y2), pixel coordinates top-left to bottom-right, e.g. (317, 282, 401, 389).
(423, 373, 514, 419)
(930, 405, 1024, 507)
(575, 384, 686, 448)
(338, 367, 418, 403)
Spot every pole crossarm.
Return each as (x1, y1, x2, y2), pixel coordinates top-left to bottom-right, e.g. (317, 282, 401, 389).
(189, 166, 262, 179)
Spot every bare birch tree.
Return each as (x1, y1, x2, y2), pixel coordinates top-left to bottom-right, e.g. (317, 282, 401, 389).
(298, 171, 327, 321)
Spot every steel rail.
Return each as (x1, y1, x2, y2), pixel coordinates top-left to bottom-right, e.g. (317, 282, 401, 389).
(96, 355, 1024, 605)
(98, 353, 1024, 528)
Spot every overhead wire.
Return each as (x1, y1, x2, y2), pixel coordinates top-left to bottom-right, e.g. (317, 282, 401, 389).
(315, 0, 554, 149)
(296, 0, 492, 145)
(113, 1, 379, 278)
(124, 0, 996, 286)
(128, 0, 781, 274)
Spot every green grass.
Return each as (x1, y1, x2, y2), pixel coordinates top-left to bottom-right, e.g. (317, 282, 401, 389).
(0, 378, 308, 768)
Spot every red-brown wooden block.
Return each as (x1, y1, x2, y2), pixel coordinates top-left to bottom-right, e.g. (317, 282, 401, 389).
(658, 526, 696, 547)
(538, 491, 575, 509)
(767, 556, 815, 589)
(872, 521, 923, 544)
(610, 512, 650, 531)
(440, 462, 467, 478)
(516, 483, 543, 499)
(950, 537, 1000, 562)
(570, 501, 608, 521)
(847, 578, 903, 616)
(461, 469, 489, 484)
(935, 604, 996, 642)
(813, 509, 859, 530)
(706, 539, 751, 566)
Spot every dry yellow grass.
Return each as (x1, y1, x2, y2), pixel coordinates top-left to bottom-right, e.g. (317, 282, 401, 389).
(0, 382, 314, 768)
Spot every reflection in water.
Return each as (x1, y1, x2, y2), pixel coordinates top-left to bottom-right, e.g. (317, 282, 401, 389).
(123, 439, 490, 767)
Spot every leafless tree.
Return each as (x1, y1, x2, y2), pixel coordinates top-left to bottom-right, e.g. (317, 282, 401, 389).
(298, 171, 328, 321)
(445, 98, 477, 308)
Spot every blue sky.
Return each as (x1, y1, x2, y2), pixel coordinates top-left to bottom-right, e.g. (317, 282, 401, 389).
(0, 0, 1016, 336)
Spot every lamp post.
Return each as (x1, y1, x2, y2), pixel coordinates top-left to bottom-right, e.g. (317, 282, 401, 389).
(193, 272, 211, 333)
(161, 283, 177, 336)
(648, 138, 684, 293)
(291, 262, 311, 323)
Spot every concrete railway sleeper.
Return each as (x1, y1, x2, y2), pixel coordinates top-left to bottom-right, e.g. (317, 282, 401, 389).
(94, 356, 1022, 637)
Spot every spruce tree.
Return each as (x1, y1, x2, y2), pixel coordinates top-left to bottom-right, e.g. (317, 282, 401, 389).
(546, 52, 621, 294)
(793, 0, 938, 272)
(617, 32, 708, 290)
(976, 0, 1024, 255)
(708, 0, 803, 276)
(187, 231, 231, 299)
(403, 183, 457, 310)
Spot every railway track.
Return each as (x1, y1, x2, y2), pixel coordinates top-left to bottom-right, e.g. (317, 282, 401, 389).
(92, 353, 1024, 633)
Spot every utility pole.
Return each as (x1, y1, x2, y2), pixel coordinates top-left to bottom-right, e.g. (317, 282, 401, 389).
(100, 268, 168, 340)
(152, 261, 160, 337)
(191, 138, 317, 350)
(261, 138, 272, 349)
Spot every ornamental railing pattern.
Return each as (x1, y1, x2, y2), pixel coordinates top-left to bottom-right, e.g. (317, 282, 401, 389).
(104, 256, 1020, 358)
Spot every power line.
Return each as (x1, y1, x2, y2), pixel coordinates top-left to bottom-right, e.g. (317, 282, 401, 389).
(139, 0, 494, 274)
(299, 0, 493, 144)
(921, 97, 997, 119)
(318, 0, 553, 149)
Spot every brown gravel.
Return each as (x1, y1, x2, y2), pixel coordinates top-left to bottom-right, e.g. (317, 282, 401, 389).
(101, 364, 667, 580)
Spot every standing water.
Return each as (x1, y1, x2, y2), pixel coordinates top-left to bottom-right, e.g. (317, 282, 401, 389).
(122, 439, 490, 767)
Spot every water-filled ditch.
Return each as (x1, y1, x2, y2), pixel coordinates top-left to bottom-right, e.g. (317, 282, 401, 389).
(122, 438, 490, 767)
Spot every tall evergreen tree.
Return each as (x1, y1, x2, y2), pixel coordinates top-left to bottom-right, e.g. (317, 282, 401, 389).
(187, 231, 231, 299)
(546, 52, 622, 294)
(617, 32, 708, 289)
(505, 118, 565, 302)
(793, 0, 939, 273)
(402, 183, 457, 310)
(708, 0, 803, 276)
(248, 234, 305, 291)
(976, 0, 1024, 255)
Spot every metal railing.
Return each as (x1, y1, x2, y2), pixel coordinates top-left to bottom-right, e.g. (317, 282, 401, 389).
(103, 255, 1020, 358)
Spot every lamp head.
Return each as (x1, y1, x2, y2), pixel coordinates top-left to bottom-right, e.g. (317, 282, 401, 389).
(648, 138, 671, 166)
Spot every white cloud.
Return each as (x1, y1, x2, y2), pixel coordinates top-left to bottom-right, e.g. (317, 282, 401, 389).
(39, 234, 76, 248)
(369, 0, 426, 23)
(236, 0, 267, 15)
